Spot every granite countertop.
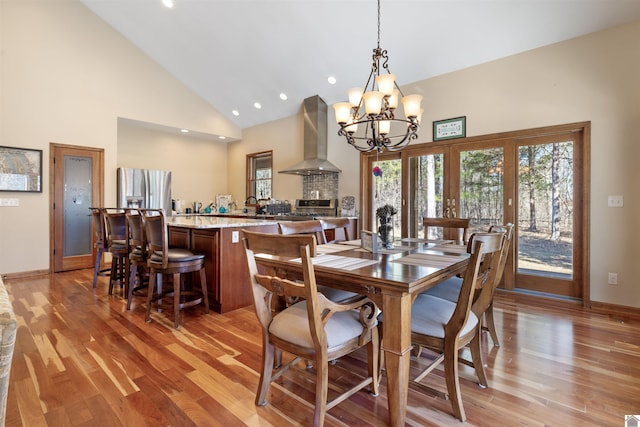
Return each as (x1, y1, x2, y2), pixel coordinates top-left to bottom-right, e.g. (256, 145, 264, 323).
(167, 215, 278, 229)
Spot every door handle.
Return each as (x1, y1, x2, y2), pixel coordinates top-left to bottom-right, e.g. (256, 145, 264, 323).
(451, 199, 456, 218)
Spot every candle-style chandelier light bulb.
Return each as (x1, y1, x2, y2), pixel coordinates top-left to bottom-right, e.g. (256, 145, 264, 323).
(333, 0, 422, 152)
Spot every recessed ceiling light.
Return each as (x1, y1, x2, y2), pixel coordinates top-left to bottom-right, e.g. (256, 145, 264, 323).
(162, 0, 173, 9)
(328, 76, 336, 84)
(218, 136, 226, 140)
(254, 102, 262, 109)
(280, 93, 288, 101)
(232, 110, 239, 116)
(180, 129, 189, 133)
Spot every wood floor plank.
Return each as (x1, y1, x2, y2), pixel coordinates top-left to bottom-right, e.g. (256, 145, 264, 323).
(4, 271, 640, 426)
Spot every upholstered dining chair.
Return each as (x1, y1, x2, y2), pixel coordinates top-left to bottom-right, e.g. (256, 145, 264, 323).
(242, 230, 379, 427)
(422, 217, 471, 244)
(278, 220, 356, 303)
(144, 209, 209, 328)
(421, 224, 514, 347)
(405, 232, 504, 422)
(319, 218, 351, 243)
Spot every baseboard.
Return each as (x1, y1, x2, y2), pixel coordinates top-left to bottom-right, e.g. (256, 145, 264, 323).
(1, 269, 50, 281)
(589, 301, 640, 320)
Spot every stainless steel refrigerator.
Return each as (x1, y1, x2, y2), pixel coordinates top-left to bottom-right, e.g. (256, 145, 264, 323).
(116, 168, 172, 214)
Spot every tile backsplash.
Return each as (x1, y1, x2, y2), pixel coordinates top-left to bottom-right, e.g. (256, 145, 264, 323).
(302, 173, 339, 200)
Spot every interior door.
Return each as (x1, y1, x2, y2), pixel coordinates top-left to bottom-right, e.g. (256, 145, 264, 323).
(51, 144, 104, 272)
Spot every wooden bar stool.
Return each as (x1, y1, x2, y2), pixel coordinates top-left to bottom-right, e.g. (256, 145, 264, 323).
(104, 209, 130, 296)
(144, 210, 209, 328)
(125, 209, 150, 311)
(90, 207, 110, 288)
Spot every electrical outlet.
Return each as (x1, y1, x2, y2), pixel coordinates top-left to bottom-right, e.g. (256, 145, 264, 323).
(231, 230, 239, 243)
(608, 272, 618, 285)
(608, 195, 623, 207)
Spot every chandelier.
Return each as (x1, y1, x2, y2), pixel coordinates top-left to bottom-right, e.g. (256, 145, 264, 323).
(333, 0, 422, 153)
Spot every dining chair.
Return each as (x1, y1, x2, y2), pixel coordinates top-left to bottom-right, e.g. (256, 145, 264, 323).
(319, 218, 351, 243)
(278, 220, 356, 302)
(406, 232, 504, 422)
(144, 209, 209, 328)
(242, 230, 379, 427)
(421, 224, 514, 347)
(422, 217, 471, 244)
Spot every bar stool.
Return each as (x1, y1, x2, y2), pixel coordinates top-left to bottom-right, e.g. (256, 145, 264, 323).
(125, 209, 149, 310)
(104, 209, 130, 296)
(90, 207, 109, 288)
(144, 209, 209, 328)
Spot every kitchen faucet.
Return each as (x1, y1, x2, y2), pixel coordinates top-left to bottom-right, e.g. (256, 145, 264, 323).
(245, 196, 258, 206)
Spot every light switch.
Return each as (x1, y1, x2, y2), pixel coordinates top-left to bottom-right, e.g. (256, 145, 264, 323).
(231, 231, 239, 243)
(0, 198, 19, 207)
(607, 195, 623, 208)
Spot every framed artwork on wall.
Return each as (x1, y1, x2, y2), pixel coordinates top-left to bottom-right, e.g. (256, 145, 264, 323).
(433, 116, 466, 141)
(0, 146, 43, 192)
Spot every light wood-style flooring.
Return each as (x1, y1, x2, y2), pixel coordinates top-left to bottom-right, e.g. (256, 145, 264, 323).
(4, 269, 640, 426)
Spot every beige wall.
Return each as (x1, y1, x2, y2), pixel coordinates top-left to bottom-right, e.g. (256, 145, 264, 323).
(117, 120, 228, 208)
(0, 0, 239, 274)
(1, 0, 639, 309)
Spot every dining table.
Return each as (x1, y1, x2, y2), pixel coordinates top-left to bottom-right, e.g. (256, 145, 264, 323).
(252, 237, 470, 426)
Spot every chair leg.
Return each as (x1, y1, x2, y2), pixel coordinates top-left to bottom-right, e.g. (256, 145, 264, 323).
(93, 247, 103, 288)
(484, 303, 500, 347)
(444, 339, 466, 422)
(313, 353, 329, 427)
(367, 329, 380, 396)
(127, 264, 137, 311)
(199, 268, 209, 313)
(469, 329, 488, 387)
(173, 272, 181, 329)
(256, 342, 275, 406)
(108, 256, 118, 295)
(145, 270, 157, 322)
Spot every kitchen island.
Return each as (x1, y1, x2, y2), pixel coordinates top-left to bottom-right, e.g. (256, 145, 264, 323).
(167, 216, 279, 313)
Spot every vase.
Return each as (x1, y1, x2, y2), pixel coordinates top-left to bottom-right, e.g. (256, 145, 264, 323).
(378, 216, 394, 249)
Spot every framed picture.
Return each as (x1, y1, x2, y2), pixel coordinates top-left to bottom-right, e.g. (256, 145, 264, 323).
(433, 116, 466, 141)
(0, 146, 43, 192)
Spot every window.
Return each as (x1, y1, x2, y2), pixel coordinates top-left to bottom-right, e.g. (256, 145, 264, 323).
(246, 151, 272, 199)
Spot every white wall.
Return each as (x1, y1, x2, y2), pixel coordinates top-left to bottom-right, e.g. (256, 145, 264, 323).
(0, 0, 239, 274)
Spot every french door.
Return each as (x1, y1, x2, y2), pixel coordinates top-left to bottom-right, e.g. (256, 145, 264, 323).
(361, 123, 589, 301)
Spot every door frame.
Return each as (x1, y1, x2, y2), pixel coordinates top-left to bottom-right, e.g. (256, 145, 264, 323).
(361, 121, 590, 305)
(50, 143, 104, 272)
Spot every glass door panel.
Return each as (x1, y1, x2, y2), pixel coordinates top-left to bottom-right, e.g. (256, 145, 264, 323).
(458, 147, 504, 235)
(407, 152, 444, 238)
(517, 140, 574, 278)
(371, 157, 402, 240)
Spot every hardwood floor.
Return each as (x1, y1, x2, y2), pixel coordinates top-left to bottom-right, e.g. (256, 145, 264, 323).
(4, 269, 640, 426)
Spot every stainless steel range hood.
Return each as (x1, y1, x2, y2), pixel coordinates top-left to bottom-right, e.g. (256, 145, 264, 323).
(279, 95, 342, 175)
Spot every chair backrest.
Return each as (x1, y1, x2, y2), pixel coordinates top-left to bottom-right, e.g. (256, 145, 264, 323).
(319, 218, 351, 243)
(90, 208, 107, 249)
(446, 232, 503, 337)
(243, 229, 317, 258)
(104, 209, 128, 245)
(143, 209, 168, 267)
(470, 224, 514, 317)
(125, 209, 147, 257)
(422, 217, 471, 244)
(278, 220, 327, 245)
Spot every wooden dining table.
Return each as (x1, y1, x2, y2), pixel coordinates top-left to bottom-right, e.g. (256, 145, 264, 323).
(253, 238, 470, 426)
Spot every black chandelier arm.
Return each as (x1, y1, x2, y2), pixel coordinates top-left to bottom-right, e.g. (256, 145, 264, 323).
(337, 119, 419, 153)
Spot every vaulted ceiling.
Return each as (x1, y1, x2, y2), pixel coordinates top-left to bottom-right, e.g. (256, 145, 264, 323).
(81, 0, 640, 131)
